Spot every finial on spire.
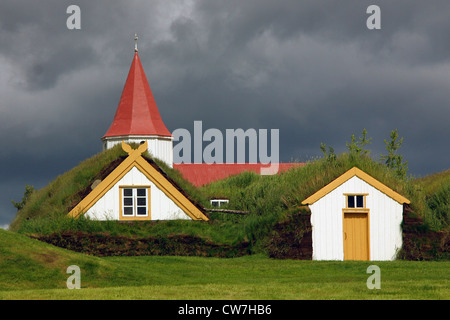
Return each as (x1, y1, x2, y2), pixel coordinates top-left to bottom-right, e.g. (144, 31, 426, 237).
(134, 33, 138, 52)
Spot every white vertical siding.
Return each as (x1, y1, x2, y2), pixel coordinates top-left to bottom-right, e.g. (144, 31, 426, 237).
(309, 176, 403, 261)
(104, 136, 173, 168)
(85, 166, 191, 221)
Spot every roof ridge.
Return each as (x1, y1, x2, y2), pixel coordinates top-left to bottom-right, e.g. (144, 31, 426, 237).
(301, 166, 410, 205)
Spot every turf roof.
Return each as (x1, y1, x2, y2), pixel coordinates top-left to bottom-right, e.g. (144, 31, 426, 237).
(9, 144, 208, 231)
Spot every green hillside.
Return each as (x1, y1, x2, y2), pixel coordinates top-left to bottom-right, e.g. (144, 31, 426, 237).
(1, 229, 449, 300)
(414, 169, 450, 228)
(0, 228, 116, 291)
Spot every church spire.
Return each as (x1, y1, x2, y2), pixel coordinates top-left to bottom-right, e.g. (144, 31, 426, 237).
(102, 38, 173, 167)
(103, 48, 171, 138)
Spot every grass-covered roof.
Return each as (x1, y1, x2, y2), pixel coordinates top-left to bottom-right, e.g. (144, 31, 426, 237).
(9, 146, 448, 257)
(9, 144, 208, 231)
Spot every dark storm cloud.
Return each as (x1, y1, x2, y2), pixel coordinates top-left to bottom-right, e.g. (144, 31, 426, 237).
(0, 1, 449, 227)
(158, 0, 450, 170)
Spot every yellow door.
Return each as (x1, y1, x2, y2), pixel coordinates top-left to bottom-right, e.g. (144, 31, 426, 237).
(343, 212, 369, 260)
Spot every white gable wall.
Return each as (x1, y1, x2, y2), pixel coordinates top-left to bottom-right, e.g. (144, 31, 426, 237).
(309, 176, 403, 261)
(85, 166, 191, 221)
(103, 135, 173, 168)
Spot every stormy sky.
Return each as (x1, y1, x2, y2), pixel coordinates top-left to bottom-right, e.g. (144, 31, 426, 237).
(1, 0, 449, 227)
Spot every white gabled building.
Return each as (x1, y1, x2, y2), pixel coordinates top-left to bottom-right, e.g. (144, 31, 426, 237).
(302, 167, 410, 261)
(68, 142, 209, 222)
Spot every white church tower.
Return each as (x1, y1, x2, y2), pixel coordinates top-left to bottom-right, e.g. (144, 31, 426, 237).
(102, 35, 173, 167)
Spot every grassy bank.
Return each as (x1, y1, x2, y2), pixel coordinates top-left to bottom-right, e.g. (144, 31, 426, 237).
(2, 258, 449, 300)
(1, 230, 449, 300)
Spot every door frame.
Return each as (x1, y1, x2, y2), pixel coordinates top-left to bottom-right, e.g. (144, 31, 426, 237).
(342, 209, 370, 261)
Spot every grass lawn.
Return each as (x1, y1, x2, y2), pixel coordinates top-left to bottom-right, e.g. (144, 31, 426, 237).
(1, 254, 449, 300)
(1, 229, 448, 300)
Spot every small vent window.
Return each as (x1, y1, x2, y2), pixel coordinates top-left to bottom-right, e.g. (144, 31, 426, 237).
(210, 199, 229, 208)
(346, 194, 365, 209)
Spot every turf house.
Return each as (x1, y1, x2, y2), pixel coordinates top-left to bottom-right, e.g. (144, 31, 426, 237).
(301, 167, 410, 261)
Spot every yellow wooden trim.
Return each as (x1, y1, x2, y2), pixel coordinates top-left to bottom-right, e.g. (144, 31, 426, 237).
(301, 167, 410, 205)
(68, 142, 209, 221)
(119, 186, 151, 221)
(67, 153, 138, 218)
(351, 168, 410, 204)
(133, 157, 208, 221)
(342, 208, 370, 214)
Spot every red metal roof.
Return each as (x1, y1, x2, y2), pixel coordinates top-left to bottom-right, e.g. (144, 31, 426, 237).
(173, 163, 304, 187)
(103, 52, 172, 138)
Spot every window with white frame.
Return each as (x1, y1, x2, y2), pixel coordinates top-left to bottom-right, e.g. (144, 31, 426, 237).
(210, 199, 229, 208)
(121, 187, 150, 217)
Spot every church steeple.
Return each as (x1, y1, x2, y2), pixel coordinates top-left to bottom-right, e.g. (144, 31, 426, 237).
(102, 36, 173, 167)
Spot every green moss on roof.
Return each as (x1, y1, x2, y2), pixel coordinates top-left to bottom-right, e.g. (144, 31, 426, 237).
(201, 153, 449, 231)
(202, 153, 412, 211)
(9, 144, 208, 232)
(9, 148, 448, 239)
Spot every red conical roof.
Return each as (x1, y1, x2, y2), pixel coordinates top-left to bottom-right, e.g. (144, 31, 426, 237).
(103, 52, 172, 138)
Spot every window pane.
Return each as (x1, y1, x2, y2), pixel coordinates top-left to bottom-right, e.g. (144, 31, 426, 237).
(124, 207, 133, 215)
(220, 200, 229, 206)
(124, 198, 133, 206)
(347, 195, 355, 208)
(137, 207, 147, 215)
(137, 198, 146, 206)
(356, 195, 364, 208)
(211, 201, 218, 207)
(123, 189, 133, 197)
(137, 188, 146, 197)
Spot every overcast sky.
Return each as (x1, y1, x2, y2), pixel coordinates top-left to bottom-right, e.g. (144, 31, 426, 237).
(1, 0, 449, 227)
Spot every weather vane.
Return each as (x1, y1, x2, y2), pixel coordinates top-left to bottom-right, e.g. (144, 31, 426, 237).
(134, 33, 138, 52)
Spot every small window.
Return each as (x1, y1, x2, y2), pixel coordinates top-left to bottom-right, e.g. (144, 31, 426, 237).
(121, 187, 149, 217)
(347, 195, 355, 208)
(356, 195, 364, 208)
(346, 194, 365, 208)
(210, 199, 229, 208)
